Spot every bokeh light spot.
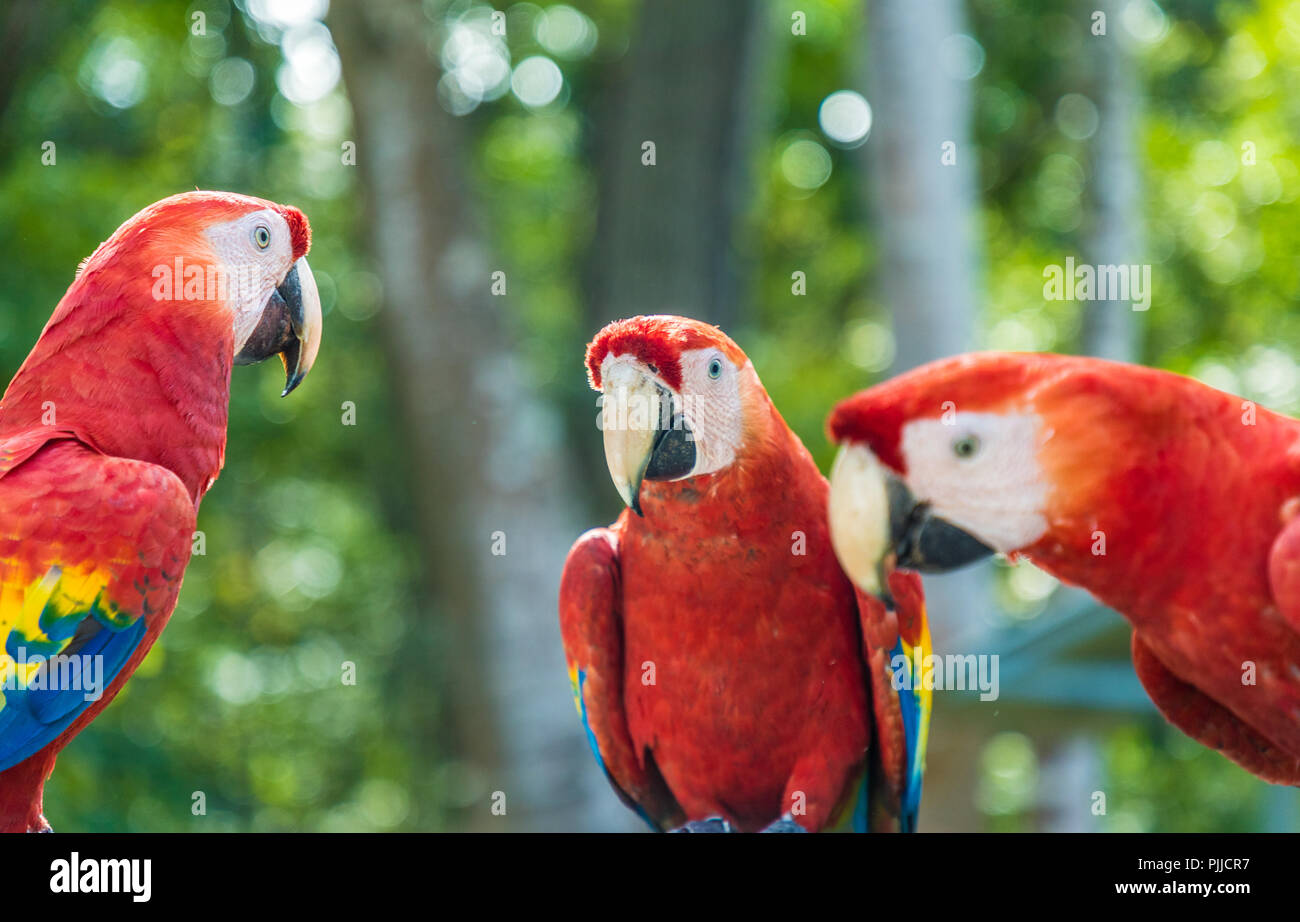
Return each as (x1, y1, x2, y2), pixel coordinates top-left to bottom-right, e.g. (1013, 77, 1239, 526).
(780, 137, 832, 191)
(512, 55, 564, 108)
(818, 90, 872, 147)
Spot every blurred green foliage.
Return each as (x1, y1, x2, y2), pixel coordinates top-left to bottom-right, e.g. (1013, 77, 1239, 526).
(2, 0, 1298, 830)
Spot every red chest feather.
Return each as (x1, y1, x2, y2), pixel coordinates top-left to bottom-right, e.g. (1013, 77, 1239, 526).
(616, 465, 870, 825)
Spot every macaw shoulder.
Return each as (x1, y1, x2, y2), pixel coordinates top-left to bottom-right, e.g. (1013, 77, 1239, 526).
(0, 437, 195, 771)
(1, 437, 197, 638)
(1, 436, 195, 541)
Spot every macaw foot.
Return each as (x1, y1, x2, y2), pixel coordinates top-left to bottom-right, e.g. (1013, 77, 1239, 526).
(670, 817, 734, 833)
(759, 814, 809, 833)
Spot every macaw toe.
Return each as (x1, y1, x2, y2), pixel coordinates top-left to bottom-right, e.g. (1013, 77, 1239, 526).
(759, 815, 809, 833)
(671, 817, 734, 833)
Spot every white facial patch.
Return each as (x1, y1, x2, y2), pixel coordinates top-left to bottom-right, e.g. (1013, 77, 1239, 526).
(675, 348, 745, 478)
(899, 410, 1049, 552)
(203, 208, 294, 355)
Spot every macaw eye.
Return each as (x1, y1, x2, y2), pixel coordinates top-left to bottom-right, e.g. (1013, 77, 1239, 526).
(707, 358, 723, 379)
(952, 435, 981, 459)
(252, 225, 271, 249)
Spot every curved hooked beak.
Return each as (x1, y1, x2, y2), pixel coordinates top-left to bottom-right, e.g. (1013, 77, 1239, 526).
(599, 364, 696, 516)
(828, 443, 994, 597)
(234, 257, 323, 397)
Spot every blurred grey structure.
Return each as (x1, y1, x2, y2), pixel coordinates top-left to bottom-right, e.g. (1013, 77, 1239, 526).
(864, 0, 995, 669)
(1082, 0, 1144, 362)
(584, 0, 767, 334)
(332, 0, 635, 831)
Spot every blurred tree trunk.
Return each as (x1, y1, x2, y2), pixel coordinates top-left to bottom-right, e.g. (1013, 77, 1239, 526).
(1038, 735, 1104, 831)
(865, 0, 980, 369)
(331, 0, 635, 832)
(864, 0, 991, 659)
(1081, 0, 1144, 361)
(582, 0, 765, 334)
(573, 0, 769, 514)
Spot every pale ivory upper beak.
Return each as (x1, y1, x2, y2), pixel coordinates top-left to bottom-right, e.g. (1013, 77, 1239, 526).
(283, 256, 322, 397)
(600, 362, 666, 513)
(827, 442, 892, 596)
(233, 255, 324, 397)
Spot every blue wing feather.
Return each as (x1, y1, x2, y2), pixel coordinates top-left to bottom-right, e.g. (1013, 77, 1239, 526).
(572, 667, 658, 830)
(888, 633, 930, 833)
(0, 616, 146, 771)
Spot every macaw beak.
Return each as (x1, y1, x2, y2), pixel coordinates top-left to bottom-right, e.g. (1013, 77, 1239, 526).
(235, 257, 323, 397)
(828, 443, 893, 596)
(828, 443, 994, 594)
(599, 363, 696, 516)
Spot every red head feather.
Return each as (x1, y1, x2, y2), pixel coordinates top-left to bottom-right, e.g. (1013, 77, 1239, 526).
(276, 204, 311, 261)
(828, 350, 1286, 562)
(828, 352, 1061, 473)
(586, 315, 748, 392)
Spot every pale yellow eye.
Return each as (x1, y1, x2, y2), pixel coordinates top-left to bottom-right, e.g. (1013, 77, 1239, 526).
(252, 225, 271, 249)
(952, 434, 981, 459)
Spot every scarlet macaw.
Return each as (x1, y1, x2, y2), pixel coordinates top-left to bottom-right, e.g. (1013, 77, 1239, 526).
(826, 352, 1300, 783)
(559, 315, 930, 831)
(0, 191, 322, 831)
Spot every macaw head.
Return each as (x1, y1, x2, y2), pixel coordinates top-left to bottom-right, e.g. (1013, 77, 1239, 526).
(2, 190, 323, 501)
(586, 315, 763, 515)
(824, 351, 1182, 594)
(66, 190, 322, 396)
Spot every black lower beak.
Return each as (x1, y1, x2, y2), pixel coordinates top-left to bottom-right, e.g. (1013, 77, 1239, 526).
(645, 422, 696, 482)
(628, 388, 697, 517)
(887, 476, 994, 572)
(234, 263, 310, 396)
